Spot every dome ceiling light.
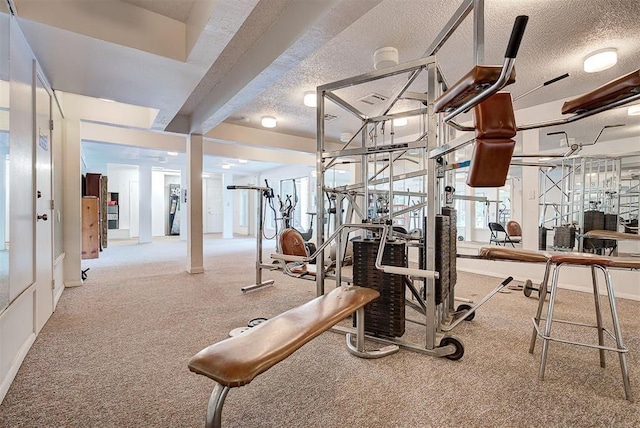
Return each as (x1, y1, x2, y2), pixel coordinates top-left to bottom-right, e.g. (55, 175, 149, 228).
(261, 116, 277, 128)
(583, 48, 617, 73)
(373, 47, 398, 70)
(303, 91, 317, 107)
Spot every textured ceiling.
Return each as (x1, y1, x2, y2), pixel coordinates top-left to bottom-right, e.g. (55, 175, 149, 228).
(9, 0, 640, 161)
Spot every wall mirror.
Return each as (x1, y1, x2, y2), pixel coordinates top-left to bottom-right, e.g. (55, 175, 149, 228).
(0, 0, 10, 313)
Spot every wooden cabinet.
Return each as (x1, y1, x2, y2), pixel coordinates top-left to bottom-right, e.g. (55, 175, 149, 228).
(82, 196, 99, 259)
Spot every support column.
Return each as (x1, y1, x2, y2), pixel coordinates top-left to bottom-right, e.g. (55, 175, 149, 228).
(186, 134, 204, 274)
(522, 129, 539, 250)
(138, 163, 152, 244)
(179, 164, 187, 241)
(0, 152, 6, 250)
(62, 118, 82, 287)
(222, 172, 233, 239)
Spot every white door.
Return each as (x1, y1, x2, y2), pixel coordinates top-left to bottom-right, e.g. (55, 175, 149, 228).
(205, 178, 223, 233)
(35, 73, 53, 333)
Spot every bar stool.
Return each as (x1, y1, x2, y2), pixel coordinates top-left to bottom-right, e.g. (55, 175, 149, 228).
(530, 253, 632, 401)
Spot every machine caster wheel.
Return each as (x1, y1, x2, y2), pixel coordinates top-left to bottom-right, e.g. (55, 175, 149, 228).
(523, 279, 533, 297)
(456, 304, 475, 321)
(248, 317, 268, 327)
(440, 336, 464, 360)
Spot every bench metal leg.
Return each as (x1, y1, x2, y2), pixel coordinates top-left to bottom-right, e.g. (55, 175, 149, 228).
(529, 260, 551, 354)
(205, 383, 230, 428)
(597, 265, 632, 401)
(538, 263, 561, 380)
(590, 266, 606, 368)
(346, 307, 399, 359)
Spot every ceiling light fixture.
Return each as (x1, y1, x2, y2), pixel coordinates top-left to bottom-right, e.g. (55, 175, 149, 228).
(628, 105, 640, 116)
(238, 159, 248, 164)
(202, 173, 211, 178)
(99, 98, 115, 103)
(167, 151, 178, 156)
(303, 91, 317, 107)
(373, 47, 399, 70)
(392, 117, 408, 127)
(583, 48, 617, 73)
(261, 116, 277, 128)
(222, 164, 231, 170)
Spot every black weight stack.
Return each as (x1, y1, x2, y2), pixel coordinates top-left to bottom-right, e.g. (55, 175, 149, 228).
(603, 213, 618, 249)
(553, 225, 575, 249)
(419, 215, 451, 305)
(539, 226, 548, 250)
(583, 210, 604, 251)
(352, 239, 406, 337)
(441, 207, 457, 290)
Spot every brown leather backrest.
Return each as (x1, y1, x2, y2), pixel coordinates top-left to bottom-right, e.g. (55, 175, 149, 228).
(506, 221, 522, 236)
(473, 92, 517, 139)
(279, 228, 308, 257)
(466, 139, 515, 188)
(561, 69, 640, 114)
(434, 65, 516, 113)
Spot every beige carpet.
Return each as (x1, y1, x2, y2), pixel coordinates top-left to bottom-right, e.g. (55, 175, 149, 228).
(0, 235, 638, 427)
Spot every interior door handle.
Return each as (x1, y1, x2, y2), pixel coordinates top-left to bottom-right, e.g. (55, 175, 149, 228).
(37, 213, 48, 221)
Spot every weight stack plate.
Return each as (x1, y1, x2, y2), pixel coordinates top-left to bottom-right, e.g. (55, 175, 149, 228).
(441, 207, 457, 290)
(352, 239, 406, 337)
(435, 215, 450, 306)
(539, 227, 548, 250)
(583, 210, 605, 250)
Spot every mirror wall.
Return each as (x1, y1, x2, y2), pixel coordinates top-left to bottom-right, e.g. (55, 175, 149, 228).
(0, 0, 9, 313)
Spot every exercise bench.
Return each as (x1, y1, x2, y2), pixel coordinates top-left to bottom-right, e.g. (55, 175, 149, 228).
(188, 285, 399, 428)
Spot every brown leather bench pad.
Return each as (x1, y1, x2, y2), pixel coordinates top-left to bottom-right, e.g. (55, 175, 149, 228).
(478, 246, 550, 263)
(561, 69, 640, 114)
(550, 252, 611, 266)
(584, 230, 640, 241)
(434, 66, 516, 113)
(188, 285, 379, 387)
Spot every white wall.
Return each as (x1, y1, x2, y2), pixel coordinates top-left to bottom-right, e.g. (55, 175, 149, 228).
(107, 164, 138, 237)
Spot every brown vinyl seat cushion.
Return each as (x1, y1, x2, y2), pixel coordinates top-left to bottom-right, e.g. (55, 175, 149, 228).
(561, 69, 640, 115)
(607, 257, 640, 270)
(549, 252, 612, 267)
(506, 221, 522, 238)
(188, 285, 379, 388)
(434, 65, 516, 113)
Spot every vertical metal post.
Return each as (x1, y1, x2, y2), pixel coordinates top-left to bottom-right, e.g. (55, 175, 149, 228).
(425, 61, 438, 349)
(473, 0, 485, 65)
(316, 88, 326, 297)
(578, 157, 586, 251)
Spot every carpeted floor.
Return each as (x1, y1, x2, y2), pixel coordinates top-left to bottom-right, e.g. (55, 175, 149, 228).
(0, 235, 638, 427)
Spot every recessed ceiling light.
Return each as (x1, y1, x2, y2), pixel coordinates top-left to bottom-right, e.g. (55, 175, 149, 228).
(583, 48, 617, 73)
(167, 151, 178, 156)
(261, 116, 277, 128)
(303, 91, 317, 107)
(222, 164, 231, 170)
(202, 173, 210, 178)
(393, 117, 408, 127)
(238, 159, 248, 164)
(340, 132, 353, 143)
(628, 105, 640, 116)
(99, 98, 115, 103)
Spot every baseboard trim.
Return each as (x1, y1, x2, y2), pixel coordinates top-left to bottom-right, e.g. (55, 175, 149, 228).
(0, 332, 36, 404)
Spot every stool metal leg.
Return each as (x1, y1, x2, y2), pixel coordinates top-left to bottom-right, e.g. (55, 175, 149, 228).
(539, 263, 562, 380)
(529, 259, 552, 354)
(597, 265, 632, 401)
(590, 265, 606, 368)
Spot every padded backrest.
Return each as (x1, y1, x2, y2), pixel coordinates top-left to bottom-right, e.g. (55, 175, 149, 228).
(473, 92, 517, 139)
(466, 92, 516, 188)
(466, 139, 515, 188)
(506, 220, 522, 236)
(279, 228, 308, 257)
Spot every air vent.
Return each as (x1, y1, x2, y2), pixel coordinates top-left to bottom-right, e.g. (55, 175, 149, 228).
(358, 92, 388, 105)
(324, 113, 338, 122)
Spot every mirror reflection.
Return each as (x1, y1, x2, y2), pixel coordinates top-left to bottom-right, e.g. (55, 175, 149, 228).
(0, 0, 9, 313)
